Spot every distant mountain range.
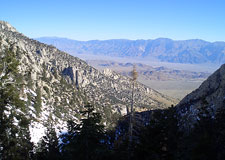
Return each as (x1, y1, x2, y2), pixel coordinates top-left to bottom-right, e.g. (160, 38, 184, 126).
(36, 37, 225, 64)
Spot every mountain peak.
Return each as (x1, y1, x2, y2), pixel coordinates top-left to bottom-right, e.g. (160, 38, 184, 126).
(0, 20, 17, 32)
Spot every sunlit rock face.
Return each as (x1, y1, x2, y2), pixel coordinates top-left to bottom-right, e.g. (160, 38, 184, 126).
(176, 63, 225, 129)
(0, 21, 176, 143)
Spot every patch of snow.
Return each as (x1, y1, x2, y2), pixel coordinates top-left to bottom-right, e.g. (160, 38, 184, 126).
(20, 97, 27, 101)
(13, 117, 19, 125)
(29, 89, 37, 97)
(29, 121, 46, 145)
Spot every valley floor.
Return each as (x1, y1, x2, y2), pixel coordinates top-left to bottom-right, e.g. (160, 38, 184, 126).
(139, 79, 204, 100)
(87, 59, 208, 100)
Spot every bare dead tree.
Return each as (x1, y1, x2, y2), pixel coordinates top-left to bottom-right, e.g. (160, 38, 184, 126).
(128, 64, 138, 158)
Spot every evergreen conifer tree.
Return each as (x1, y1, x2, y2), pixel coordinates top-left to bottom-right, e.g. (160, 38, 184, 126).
(61, 104, 107, 160)
(35, 123, 61, 160)
(0, 48, 33, 159)
(34, 87, 42, 117)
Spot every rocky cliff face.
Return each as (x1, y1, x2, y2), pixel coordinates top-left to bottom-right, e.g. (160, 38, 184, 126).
(0, 21, 176, 143)
(176, 63, 225, 129)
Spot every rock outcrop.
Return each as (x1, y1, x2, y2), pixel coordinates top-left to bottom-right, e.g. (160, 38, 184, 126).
(176, 63, 225, 129)
(0, 21, 176, 142)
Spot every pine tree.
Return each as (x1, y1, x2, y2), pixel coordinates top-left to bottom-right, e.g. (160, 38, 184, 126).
(0, 48, 33, 159)
(133, 107, 179, 160)
(34, 86, 42, 117)
(26, 70, 34, 90)
(35, 123, 61, 160)
(61, 104, 107, 160)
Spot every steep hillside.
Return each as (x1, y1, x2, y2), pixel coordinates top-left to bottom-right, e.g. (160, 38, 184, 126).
(37, 37, 225, 64)
(175, 63, 225, 128)
(0, 21, 176, 143)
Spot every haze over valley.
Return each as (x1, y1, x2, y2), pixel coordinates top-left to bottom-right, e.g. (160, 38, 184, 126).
(1, 0, 225, 159)
(37, 37, 219, 99)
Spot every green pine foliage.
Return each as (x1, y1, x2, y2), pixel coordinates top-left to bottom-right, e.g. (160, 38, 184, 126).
(0, 48, 33, 159)
(60, 103, 109, 160)
(130, 107, 179, 160)
(43, 86, 50, 96)
(35, 124, 61, 160)
(34, 87, 42, 117)
(41, 63, 48, 81)
(26, 70, 34, 90)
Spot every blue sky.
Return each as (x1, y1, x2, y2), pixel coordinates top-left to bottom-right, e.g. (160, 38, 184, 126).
(1, 0, 225, 42)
